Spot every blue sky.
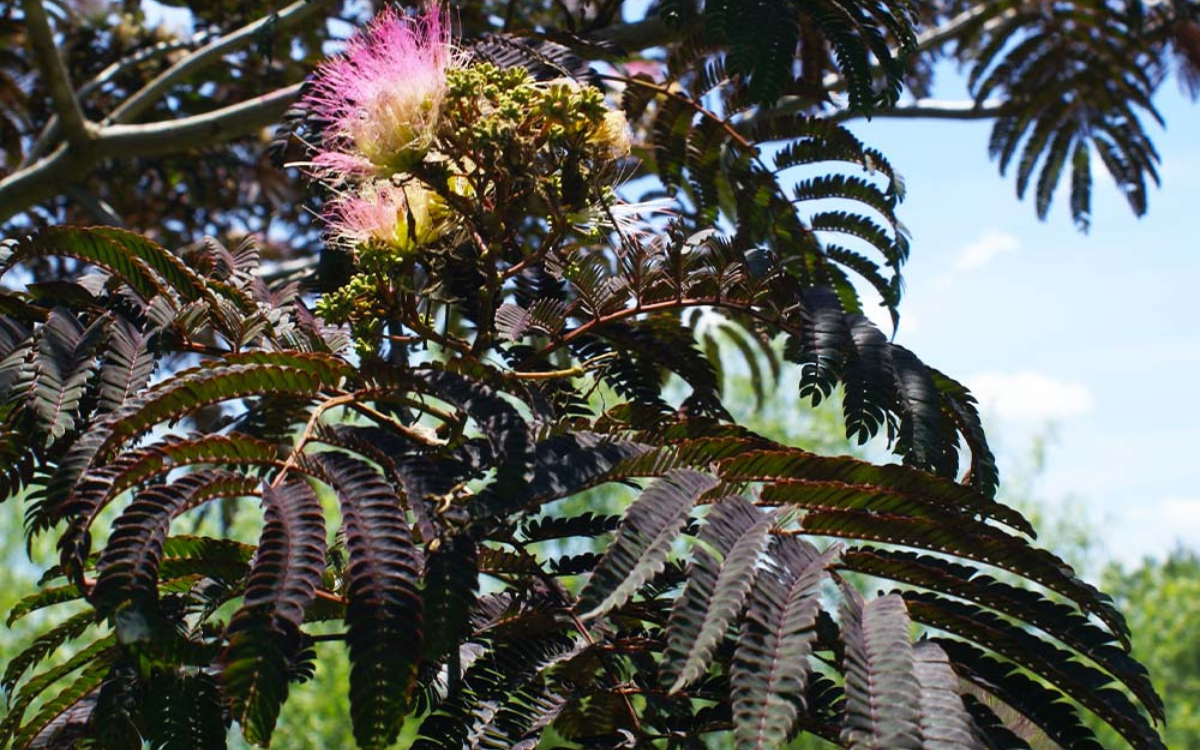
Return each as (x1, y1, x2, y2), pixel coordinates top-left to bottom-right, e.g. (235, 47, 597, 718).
(839, 73, 1200, 565)
(612, 0, 1198, 564)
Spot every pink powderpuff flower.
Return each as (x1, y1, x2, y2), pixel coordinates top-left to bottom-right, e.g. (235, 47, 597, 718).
(303, 6, 458, 181)
(327, 180, 447, 255)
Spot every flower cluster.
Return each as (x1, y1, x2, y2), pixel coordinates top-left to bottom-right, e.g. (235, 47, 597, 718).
(301, 6, 649, 352)
(304, 7, 458, 180)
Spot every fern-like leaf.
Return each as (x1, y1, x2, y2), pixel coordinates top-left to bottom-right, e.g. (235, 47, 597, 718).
(720, 449, 1031, 535)
(220, 479, 326, 746)
(840, 591, 922, 750)
(0, 636, 116, 748)
(577, 470, 717, 619)
(96, 316, 156, 414)
(840, 547, 1160, 720)
(2, 609, 99, 695)
(96, 357, 336, 461)
(422, 533, 479, 671)
(143, 669, 227, 750)
(661, 496, 772, 693)
(913, 640, 983, 750)
(731, 537, 837, 750)
(28, 308, 108, 444)
(6, 584, 85, 627)
(311, 452, 424, 750)
(2, 226, 207, 303)
(91, 470, 259, 617)
(940, 640, 1105, 750)
(905, 592, 1164, 750)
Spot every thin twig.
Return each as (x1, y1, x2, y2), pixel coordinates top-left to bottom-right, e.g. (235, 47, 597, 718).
(273, 392, 358, 487)
(829, 98, 1005, 124)
(314, 589, 349, 606)
(348, 401, 448, 447)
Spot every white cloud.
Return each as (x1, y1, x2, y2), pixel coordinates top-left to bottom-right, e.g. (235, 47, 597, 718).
(967, 371, 1095, 422)
(1129, 496, 1200, 526)
(1112, 497, 1200, 564)
(954, 229, 1020, 271)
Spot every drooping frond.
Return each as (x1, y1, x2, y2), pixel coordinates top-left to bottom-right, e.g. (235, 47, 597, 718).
(91, 470, 259, 617)
(964, 4, 1163, 228)
(661, 496, 773, 693)
(422, 533, 480, 669)
(905, 592, 1163, 750)
(687, 0, 916, 108)
(308, 451, 424, 750)
(731, 538, 838, 750)
(143, 670, 227, 750)
(838, 547, 1158, 718)
(1, 227, 206, 303)
(577, 470, 718, 619)
(839, 590, 922, 750)
(221, 479, 327, 746)
(0, 637, 117, 750)
(913, 641, 984, 750)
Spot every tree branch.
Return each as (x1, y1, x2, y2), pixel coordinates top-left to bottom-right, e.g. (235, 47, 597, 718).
(21, 0, 92, 145)
(102, 84, 302, 157)
(591, 15, 676, 55)
(21, 34, 211, 168)
(105, 0, 331, 126)
(830, 98, 1005, 124)
(0, 84, 302, 225)
(0, 144, 79, 222)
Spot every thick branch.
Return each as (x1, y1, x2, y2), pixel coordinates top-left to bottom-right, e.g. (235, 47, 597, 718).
(105, 0, 330, 126)
(102, 84, 302, 157)
(21, 0, 92, 144)
(0, 144, 79, 222)
(21, 34, 210, 168)
(0, 85, 301, 224)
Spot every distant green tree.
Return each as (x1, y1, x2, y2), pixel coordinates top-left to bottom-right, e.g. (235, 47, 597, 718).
(1098, 551, 1200, 750)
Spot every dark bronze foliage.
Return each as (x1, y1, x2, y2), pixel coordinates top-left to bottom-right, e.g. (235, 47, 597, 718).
(1, 2, 1188, 750)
